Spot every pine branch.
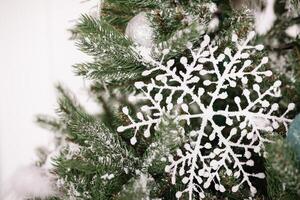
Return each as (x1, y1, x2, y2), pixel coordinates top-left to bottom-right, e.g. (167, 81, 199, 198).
(147, 1, 213, 43)
(53, 85, 139, 199)
(155, 22, 206, 59)
(101, 0, 158, 29)
(72, 15, 132, 58)
(55, 85, 129, 155)
(73, 61, 142, 86)
(265, 138, 300, 199)
(72, 15, 144, 85)
(35, 114, 64, 133)
(104, 0, 157, 8)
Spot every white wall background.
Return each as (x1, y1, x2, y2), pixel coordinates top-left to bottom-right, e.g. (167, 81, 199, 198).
(0, 0, 99, 186)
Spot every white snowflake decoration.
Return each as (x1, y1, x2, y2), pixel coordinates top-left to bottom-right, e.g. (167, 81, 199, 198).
(117, 31, 294, 199)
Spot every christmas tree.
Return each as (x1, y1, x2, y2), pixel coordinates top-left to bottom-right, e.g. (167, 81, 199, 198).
(28, 0, 300, 199)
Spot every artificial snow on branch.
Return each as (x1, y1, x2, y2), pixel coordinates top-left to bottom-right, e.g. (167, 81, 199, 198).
(118, 31, 295, 199)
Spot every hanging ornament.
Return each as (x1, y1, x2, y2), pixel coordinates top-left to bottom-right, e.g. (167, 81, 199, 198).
(125, 12, 154, 48)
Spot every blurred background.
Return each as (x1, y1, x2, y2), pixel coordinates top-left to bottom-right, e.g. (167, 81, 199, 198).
(0, 0, 98, 186)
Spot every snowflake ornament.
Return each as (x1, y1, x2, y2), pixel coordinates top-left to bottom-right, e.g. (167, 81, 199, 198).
(117, 31, 294, 199)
